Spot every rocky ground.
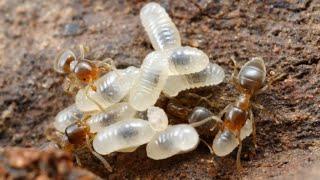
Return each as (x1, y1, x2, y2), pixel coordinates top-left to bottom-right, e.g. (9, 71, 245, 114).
(0, 0, 319, 179)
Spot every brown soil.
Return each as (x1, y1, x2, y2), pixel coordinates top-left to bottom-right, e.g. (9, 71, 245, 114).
(0, 0, 319, 179)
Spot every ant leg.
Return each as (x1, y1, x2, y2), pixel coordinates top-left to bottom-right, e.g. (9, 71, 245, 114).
(236, 132, 243, 172)
(249, 109, 257, 151)
(190, 115, 222, 128)
(85, 135, 113, 172)
(255, 84, 268, 95)
(187, 93, 218, 108)
(78, 44, 90, 60)
(84, 86, 106, 112)
(200, 138, 214, 154)
(74, 154, 83, 167)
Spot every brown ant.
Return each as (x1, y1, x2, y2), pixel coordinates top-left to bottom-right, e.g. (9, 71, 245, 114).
(189, 57, 267, 171)
(47, 117, 113, 172)
(54, 44, 115, 94)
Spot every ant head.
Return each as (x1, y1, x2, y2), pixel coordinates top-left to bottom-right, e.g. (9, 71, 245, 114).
(65, 122, 90, 146)
(73, 61, 99, 83)
(54, 50, 76, 74)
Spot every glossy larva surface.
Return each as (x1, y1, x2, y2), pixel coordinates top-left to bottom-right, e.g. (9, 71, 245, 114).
(212, 118, 253, 156)
(54, 104, 83, 132)
(167, 46, 209, 75)
(76, 66, 140, 112)
(93, 119, 156, 155)
(86, 102, 136, 133)
(129, 51, 169, 111)
(140, 2, 181, 50)
(147, 106, 168, 131)
(146, 124, 199, 160)
(54, 50, 76, 74)
(163, 63, 225, 97)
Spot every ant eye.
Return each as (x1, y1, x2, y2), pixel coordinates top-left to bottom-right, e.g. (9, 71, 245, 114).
(54, 50, 76, 74)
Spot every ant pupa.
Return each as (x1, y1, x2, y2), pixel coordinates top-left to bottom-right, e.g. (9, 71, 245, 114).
(54, 104, 84, 133)
(140, 2, 181, 50)
(163, 62, 225, 97)
(54, 45, 115, 94)
(93, 119, 156, 155)
(86, 102, 136, 133)
(76, 66, 140, 112)
(129, 51, 169, 111)
(189, 57, 267, 170)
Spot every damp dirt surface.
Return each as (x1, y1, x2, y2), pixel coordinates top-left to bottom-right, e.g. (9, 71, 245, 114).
(0, 0, 319, 179)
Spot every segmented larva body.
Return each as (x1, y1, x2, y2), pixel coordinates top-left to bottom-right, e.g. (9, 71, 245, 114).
(86, 102, 136, 133)
(212, 118, 253, 156)
(146, 124, 199, 160)
(129, 51, 169, 111)
(93, 119, 156, 155)
(54, 104, 83, 132)
(163, 63, 225, 97)
(140, 2, 181, 50)
(147, 106, 169, 131)
(166, 46, 209, 75)
(76, 66, 140, 112)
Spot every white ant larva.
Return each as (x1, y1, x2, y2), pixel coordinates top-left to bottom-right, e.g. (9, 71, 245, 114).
(93, 119, 156, 155)
(129, 51, 169, 111)
(163, 62, 225, 97)
(54, 104, 83, 133)
(76, 66, 140, 112)
(147, 106, 169, 131)
(86, 102, 136, 133)
(146, 124, 199, 160)
(140, 2, 181, 50)
(166, 46, 209, 75)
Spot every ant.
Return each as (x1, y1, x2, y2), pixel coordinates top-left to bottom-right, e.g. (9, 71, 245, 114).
(47, 117, 113, 172)
(54, 44, 115, 94)
(189, 57, 267, 171)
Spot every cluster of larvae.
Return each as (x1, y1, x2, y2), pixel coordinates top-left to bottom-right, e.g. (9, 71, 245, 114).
(52, 2, 266, 172)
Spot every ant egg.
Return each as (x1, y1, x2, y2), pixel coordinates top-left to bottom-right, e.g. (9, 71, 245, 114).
(147, 106, 168, 131)
(166, 46, 209, 75)
(163, 63, 225, 97)
(86, 102, 137, 133)
(129, 51, 169, 111)
(93, 119, 156, 155)
(76, 66, 140, 112)
(146, 124, 199, 160)
(140, 2, 181, 50)
(212, 118, 252, 156)
(54, 50, 76, 74)
(54, 104, 83, 133)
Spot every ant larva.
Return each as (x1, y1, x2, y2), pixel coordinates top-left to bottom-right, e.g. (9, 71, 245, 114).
(76, 66, 140, 112)
(189, 57, 267, 170)
(51, 102, 138, 172)
(163, 62, 225, 97)
(54, 45, 115, 94)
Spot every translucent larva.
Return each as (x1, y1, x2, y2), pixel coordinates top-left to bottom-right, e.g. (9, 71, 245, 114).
(86, 102, 136, 133)
(140, 2, 181, 50)
(146, 124, 199, 160)
(129, 51, 169, 111)
(212, 118, 253, 156)
(147, 106, 168, 131)
(76, 66, 140, 112)
(54, 104, 83, 132)
(166, 46, 209, 75)
(93, 119, 156, 155)
(163, 63, 225, 97)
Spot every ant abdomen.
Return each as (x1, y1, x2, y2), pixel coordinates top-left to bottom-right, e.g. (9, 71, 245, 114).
(212, 118, 253, 156)
(140, 2, 181, 50)
(54, 104, 83, 133)
(238, 57, 266, 92)
(65, 122, 90, 146)
(54, 50, 76, 74)
(93, 119, 156, 155)
(163, 63, 225, 97)
(86, 102, 136, 133)
(146, 124, 199, 160)
(129, 51, 169, 111)
(76, 66, 140, 112)
(167, 46, 209, 75)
